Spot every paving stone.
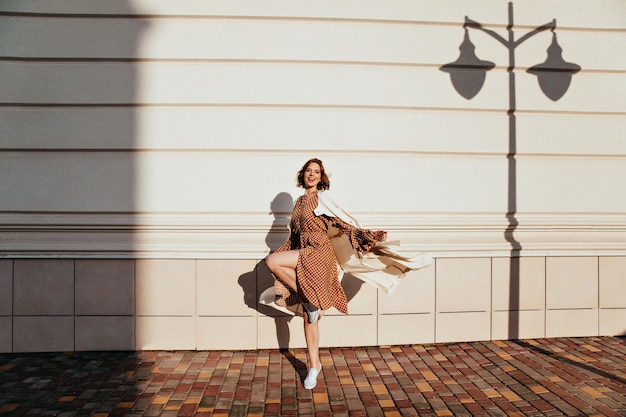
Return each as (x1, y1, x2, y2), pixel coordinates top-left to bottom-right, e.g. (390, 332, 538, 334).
(1, 337, 625, 416)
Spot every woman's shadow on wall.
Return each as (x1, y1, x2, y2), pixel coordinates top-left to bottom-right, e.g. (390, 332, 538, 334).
(237, 192, 364, 370)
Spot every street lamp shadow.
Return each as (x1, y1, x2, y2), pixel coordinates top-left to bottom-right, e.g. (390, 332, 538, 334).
(527, 32, 581, 101)
(439, 1, 581, 340)
(440, 28, 495, 99)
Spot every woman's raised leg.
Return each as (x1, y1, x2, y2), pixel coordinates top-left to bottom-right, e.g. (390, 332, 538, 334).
(267, 250, 322, 388)
(265, 250, 299, 292)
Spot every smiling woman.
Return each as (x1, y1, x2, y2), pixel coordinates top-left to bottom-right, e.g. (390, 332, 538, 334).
(264, 158, 431, 389)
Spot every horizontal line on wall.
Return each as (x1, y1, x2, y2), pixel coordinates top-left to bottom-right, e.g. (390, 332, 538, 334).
(3, 250, 625, 260)
(0, 57, 622, 75)
(0, 11, 449, 25)
(2, 211, 625, 229)
(0, 12, 139, 18)
(437, 311, 487, 314)
(1, 11, 624, 33)
(3, 210, 625, 217)
(4, 238, 624, 258)
(2, 148, 625, 160)
(380, 312, 431, 316)
(0, 149, 509, 158)
(0, 102, 623, 117)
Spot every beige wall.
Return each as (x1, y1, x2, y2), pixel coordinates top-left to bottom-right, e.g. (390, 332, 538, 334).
(1, 1, 624, 352)
(1, 256, 625, 352)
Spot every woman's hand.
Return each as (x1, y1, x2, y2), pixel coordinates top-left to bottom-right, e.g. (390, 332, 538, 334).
(373, 230, 387, 242)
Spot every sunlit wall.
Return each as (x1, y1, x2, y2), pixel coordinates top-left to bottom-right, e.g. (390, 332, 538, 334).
(1, 0, 625, 352)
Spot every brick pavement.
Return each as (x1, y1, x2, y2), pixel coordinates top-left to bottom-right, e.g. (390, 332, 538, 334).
(0, 337, 624, 417)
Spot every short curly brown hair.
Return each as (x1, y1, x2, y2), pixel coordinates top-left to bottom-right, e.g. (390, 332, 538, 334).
(296, 158, 330, 190)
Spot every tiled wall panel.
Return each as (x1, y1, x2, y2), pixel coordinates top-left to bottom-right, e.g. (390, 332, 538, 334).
(379, 267, 435, 315)
(492, 310, 545, 341)
(337, 274, 378, 316)
(257, 315, 307, 350)
(13, 260, 74, 316)
(492, 257, 545, 311)
(135, 260, 196, 316)
(75, 259, 135, 316)
(76, 316, 135, 351)
(0, 260, 12, 316)
(197, 259, 262, 317)
(135, 316, 196, 351)
(546, 309, 599, 338)
(436, 312, 491, 344)
(436, 258, 491, 313)
(599, 309, 626, 337)
(0, 255, 624, 352)
(491, 257, 546, 340)
(599, 257, 626, 309)
(598, 257, 626, 337)
(0, 260, 13, 352)
(13, 316, 74, 353)
(378, 314, 435, 346)
(197, 317, 257, 351)
(546, 257, 598, 310)
(0, 317, 11, 353)
(545, 257, 599, 337)
(319, 315, 378, 348)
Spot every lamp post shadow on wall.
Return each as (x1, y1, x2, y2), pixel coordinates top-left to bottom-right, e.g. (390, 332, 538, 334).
(440, 2, 580, 339)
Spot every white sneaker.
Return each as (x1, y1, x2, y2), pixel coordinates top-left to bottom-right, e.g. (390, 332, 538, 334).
(303, 303, 319, 324)
(304, 365, 322, 389)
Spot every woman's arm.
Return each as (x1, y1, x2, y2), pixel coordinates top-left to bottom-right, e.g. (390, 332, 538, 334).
(327, 216, 386, 255)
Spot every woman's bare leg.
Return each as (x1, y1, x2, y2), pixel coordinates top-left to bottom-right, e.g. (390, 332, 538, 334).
(267, 250, 321, 371)
(265, 250, 299, 292)
(304, 319, 321, 370)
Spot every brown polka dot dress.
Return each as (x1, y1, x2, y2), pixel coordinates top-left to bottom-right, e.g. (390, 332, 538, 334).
(273, 192, 386, 314)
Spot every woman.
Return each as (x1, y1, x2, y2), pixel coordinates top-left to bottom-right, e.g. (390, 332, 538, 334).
(265, 158, 387, 389)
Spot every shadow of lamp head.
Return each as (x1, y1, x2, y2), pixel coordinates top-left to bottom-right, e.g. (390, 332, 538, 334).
(270, 192, 294, 214)
(440, 28, 495, 100)
(527, 32, 581, 101)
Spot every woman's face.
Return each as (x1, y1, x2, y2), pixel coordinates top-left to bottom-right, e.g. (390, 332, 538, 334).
(303, 162, 322, 190)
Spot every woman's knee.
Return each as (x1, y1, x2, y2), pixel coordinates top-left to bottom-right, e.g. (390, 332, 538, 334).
(265, 253, 278, 272)
(265, 251, 297, 273)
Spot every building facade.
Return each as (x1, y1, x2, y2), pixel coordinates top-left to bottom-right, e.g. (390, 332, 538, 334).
(1, 0, 625, 352)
